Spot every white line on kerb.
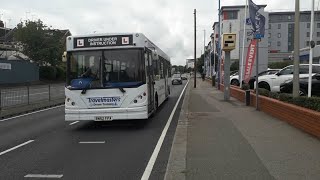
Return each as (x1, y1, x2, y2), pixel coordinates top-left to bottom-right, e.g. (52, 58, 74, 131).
(0, 105, 64, 122)
(79, 141, 105, 144)
(0, 140, 34, 156)
(141, 80, 189, 180)
(69, 121, 79, 125)
(24, 174, 63, 178)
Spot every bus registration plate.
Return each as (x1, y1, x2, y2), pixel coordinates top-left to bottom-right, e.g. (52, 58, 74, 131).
(95, 116, 113, 121)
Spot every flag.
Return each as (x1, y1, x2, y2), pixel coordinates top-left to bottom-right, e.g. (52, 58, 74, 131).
(248, 0, 266, 38)
(244, 39, 258, 83)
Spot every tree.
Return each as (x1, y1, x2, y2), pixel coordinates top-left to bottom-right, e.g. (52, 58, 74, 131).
(14, 20, 65, 67)
(230, 60, 240, 72)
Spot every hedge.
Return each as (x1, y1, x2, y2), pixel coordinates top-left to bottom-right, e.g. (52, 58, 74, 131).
(39, 66, 66, 80)
(257, 89, 320, 112)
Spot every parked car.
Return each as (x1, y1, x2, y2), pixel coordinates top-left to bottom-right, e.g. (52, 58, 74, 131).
(172, 73, 182, 85)
(280, 73, 320, 96)
(181, 74, 188, 80)
(248, 69, 280, 89)
(230, 71, 240, 86)
(257, 64, 320, 92)
(230, 69, 280, 87)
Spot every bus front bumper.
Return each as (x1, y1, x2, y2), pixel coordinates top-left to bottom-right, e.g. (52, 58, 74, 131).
(65, 106, 149, 121)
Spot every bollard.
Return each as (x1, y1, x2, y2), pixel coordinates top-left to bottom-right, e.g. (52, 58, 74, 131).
(245, 90, 250, 106)
(212, 75, 216, 87)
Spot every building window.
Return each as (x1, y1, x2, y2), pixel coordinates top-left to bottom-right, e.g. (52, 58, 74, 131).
(288, 42, 292, 46)
(307, 23, 310, 28)
(317, 41, 320, 45)
(279, 16, 282, 20)
(277, 41, 281, 46)
(278, 24, 281, 29)
(307, 32, 310, 37)
(278, 33, 281, 38)
(288, 15, 292, 20)
(268, 42, 271, 47)
(307, 41, 310, 46)
(268, 33, 271, 38)
(288, 23, 294, 29)
(317, 32, 320, 37)
(223, 11, 238, 20)
(269, 24, 271, 29)
(288, 32, 292, 37)
(318, 23, 320, 28)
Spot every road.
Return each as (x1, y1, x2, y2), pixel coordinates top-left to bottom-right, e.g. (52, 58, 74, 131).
(0, 81, 187, 180)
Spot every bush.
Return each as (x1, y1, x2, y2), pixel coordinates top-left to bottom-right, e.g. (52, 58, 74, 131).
(257, 88, 270, 97)
(269, 91, 280, 99)
(268, 61, 293, 69)
(279, 93, 293, 102)
(39, 66, 56, 80)
(288, 96, 320, 112)
(56, 66, 66, 80)
(241, 83, 250, 90)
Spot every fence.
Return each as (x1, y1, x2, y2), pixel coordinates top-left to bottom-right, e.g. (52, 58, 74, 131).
(0, 84, 64, 111)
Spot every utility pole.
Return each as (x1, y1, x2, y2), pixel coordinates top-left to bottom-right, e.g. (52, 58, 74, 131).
(217, 0, 221, 90)
(293, 0, 300, 97)
(194, 9, 197, 88)
(308, 0, 315, 97)
(204, 30, 206, 77)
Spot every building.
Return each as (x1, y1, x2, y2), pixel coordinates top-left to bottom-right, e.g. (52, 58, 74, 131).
(186, 59, 194, 69)
(269, 11, 320, 62)
(212, 5, 269, 77)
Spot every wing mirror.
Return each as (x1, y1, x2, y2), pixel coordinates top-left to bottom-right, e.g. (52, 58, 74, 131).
(62, 51, 67, 62)
(315, 74, 320, 80)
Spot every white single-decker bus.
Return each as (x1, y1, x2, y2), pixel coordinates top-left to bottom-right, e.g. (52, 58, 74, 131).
(64, 33, 171, 121)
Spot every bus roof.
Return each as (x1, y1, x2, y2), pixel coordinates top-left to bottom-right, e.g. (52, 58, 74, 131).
(66, 33, 170, 61)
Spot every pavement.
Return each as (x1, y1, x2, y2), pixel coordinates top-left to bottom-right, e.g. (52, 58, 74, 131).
(0, 80, 187, 180)
(165, 78, 320, 180)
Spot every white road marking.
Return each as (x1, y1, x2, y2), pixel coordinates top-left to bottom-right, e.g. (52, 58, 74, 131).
(24, 174, 63, 178)
(79, 141, 106, 144)
(141, 80, 189, 180)
(69, 121, 79, 125)
(0, 140, 34, 156)
(0, 105, 65, 122)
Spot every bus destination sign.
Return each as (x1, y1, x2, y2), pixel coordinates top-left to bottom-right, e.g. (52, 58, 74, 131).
(74, 35, 133, 48)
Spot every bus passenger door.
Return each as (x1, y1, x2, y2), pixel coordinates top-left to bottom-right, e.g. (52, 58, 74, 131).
(146, 52, 155, 113)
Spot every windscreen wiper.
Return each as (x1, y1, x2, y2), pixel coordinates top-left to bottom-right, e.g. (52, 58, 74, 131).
(119, 87, 126, 93)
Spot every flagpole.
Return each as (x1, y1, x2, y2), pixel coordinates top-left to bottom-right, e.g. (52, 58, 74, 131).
(308, 0, 315, 97)
(240, 0, 248, 88)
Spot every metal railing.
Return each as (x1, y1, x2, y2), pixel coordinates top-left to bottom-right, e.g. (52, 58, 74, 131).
(0, 84, 64, 110)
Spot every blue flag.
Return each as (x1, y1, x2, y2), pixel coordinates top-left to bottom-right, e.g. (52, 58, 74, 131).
(248, 0, 266, 38)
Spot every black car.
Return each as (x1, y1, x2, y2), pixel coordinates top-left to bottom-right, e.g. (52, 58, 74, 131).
(248, 69, 280, 89)
(280, 74, 320, 96)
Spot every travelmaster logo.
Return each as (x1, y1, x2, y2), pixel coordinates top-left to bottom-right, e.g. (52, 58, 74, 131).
(87, 97, 121, 106)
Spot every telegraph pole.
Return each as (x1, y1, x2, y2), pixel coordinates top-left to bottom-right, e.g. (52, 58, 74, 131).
(194, 9, 197, 88)
(217, 0, 221, 90)
(204, 30, 206, 76)
(293, 0, 300, 97)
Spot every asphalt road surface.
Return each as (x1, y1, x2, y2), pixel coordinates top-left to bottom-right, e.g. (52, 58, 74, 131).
(0, 80, 187, 180)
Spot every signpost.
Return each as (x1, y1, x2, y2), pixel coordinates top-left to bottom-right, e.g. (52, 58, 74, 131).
(222, 33, 236, 101)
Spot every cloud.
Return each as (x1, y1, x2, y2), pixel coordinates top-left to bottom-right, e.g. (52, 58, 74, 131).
(0, 0, 315, 65)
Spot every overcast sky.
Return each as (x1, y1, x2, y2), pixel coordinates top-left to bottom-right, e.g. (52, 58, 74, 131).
(0, 0, 317, 65)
